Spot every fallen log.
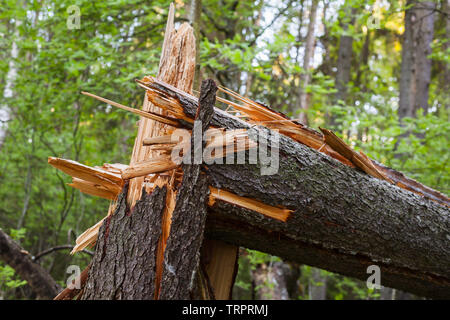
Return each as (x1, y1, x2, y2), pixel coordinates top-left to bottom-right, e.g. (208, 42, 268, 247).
(137, 77, 450, 299)
(142, 76, 449, 207)
(0, 228, 60, 299)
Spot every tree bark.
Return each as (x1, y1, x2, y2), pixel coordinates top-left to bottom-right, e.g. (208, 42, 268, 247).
(203, 137, 449, 299)
(398, 0, 435, 119)
(82, 80, 217, 300)
(144, 79, 450, 299)
(0, 228, 60, 299)
(81, 185, 165, 299)
(159, 79, 217, 299)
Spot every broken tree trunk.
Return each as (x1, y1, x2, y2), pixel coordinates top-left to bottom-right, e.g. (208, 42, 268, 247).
(81, 80, 217, 300)
(158, 79, 216, 299)
(81, 184, 165, 299)
(138, 79, 450, 299)
(0, 228, 60, 299)
(204, 137, 450, 299)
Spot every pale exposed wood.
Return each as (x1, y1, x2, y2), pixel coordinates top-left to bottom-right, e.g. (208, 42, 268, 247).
(122, 156, 178, 180)
(71, 218, 105, 254)
(142, 128, 257, 160)
(216, 85, 355, 167)
(48, 157, 123, 194)
(127, 4, 196, 207)
(319, 127, 392, 182)
(81, 91, 180, 127)
(69, 178, 116, 200)
(143, 134, 179, 146)
(98, 163, 129, 174)
(209, 187, 292, 222)
(201, 239, 238, 300)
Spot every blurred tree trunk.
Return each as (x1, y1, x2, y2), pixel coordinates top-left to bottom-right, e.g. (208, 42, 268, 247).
(0, 18, 21, 149)
(355, 30, 370, 91)
(297, 0, 319, 125)
(309, 268, 327, 300)
(380, 287, 416, 300)
(438, 0, 449, 110)
(252, 261, 300, 300)
(189, 0, 203, 90)
(398, 0, 436, 119)
(329, 5, 356, 129)
(356, 30, 370, 142)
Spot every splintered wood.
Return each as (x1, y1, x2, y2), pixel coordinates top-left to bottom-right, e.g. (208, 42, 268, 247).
(81, 91, 180, 127)
(209, 187, 292, 222)
(319, 127, 392, 182)
(216, 85, 355, 167)
(121, 156, 178, 180)
(127, 3, 196, 209)
(48, 157, 123, 195)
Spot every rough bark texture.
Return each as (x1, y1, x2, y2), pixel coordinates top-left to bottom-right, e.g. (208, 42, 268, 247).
(159, 79, 217, 299)
(0, 228, 60, 299)
(147, 78, 450, 299)
(203, 133, 450, 297)
(146, 85, 450, 298)
(158, 165, 210, 299)
(81, 185, 166, 299)
(399, 0, 435, 119)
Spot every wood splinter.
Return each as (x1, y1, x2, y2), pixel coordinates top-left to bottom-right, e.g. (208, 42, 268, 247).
(209, 187, 292, 222)
(143, 134, 180, 146)
(81, 91, 181, 127)
(121, 156, 178, 180)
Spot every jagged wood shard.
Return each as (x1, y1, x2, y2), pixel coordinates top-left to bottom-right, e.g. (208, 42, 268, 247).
(121, 156, 178, 180)
(48, 157, 123, 194)
(209, 187, 291, 222)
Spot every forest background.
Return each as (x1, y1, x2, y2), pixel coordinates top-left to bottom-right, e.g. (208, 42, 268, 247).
(0, 0, 448, 300)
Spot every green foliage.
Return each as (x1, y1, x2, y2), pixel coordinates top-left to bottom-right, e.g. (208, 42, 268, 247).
(0, 228, 28, 298)
(0, 265, 27, 291)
